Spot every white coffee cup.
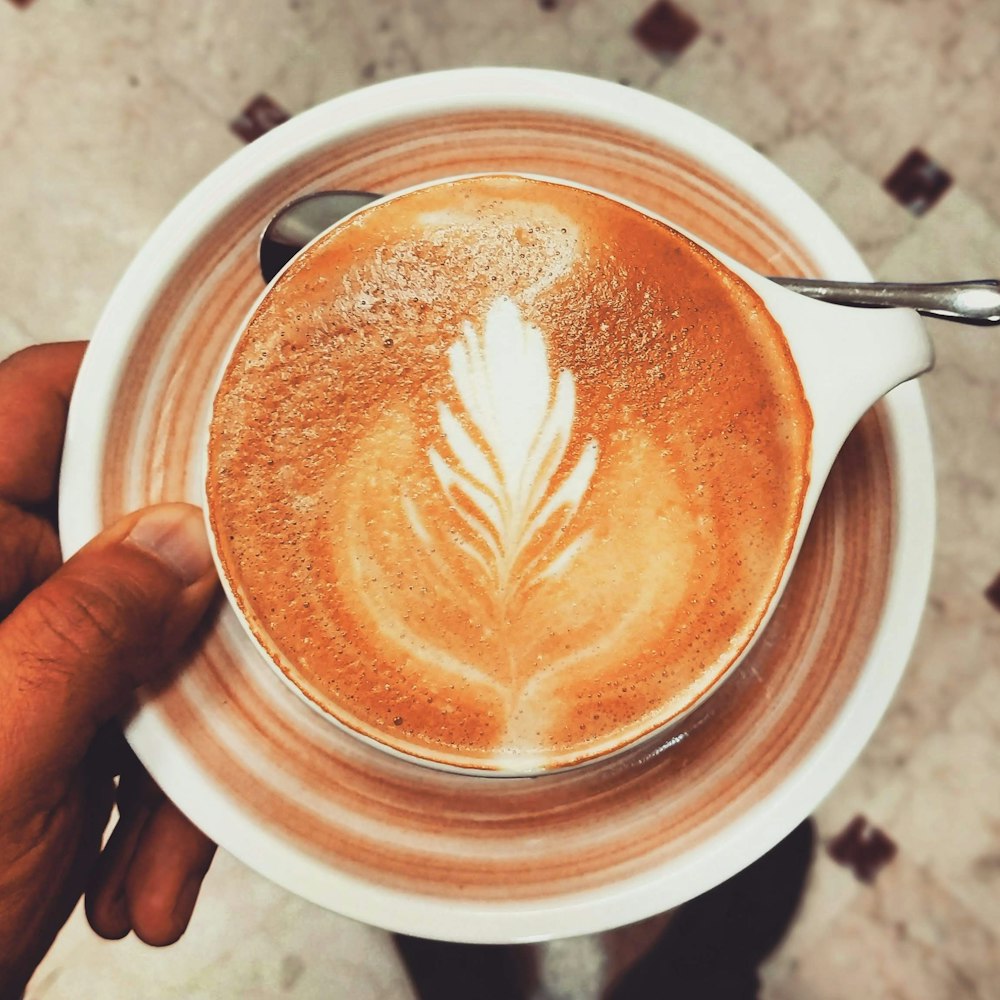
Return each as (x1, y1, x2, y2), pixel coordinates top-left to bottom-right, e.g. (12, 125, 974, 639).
(60, 69, 934, 942)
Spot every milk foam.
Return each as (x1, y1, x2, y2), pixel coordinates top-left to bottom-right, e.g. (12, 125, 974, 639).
(416, 209, 579, 303)
(406, 296, 598, 602)
(208, 175, 813, 771)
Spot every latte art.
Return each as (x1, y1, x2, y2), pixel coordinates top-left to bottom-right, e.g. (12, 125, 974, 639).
(351, 295, 605, 752)
(408, 296, 598, 614)
(208, 175, 813, 772)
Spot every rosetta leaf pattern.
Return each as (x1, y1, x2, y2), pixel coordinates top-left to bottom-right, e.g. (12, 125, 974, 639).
(405, 296, 598, 609)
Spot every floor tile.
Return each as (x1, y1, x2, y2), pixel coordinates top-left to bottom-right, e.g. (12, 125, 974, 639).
(883, 148, 954, 217)
(887, 667, 1000, 931)
(0, 311, 33, 361)
(632, 0, 702, 61)
(925, 54, 1000, 223)
(0, 6, 239, 341)
(765, 130, 917, 269)
(682, 0, 1000, 179)
(28, 850, 416, 1000)
(229, 92, 292, 143)
(142, 2, 340, 119)
(648, 34, 798, 155)
(761, 857, 1000, 1000)
(287, 0, 669, 98)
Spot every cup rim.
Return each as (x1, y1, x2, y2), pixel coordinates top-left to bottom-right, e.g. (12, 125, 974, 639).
(60, 67, 935, 941)
(203, 168, 920, 778)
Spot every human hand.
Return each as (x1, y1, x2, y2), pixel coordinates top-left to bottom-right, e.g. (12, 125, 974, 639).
(0, 344, 220, 998)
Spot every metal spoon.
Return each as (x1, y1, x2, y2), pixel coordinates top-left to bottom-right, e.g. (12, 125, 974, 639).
(259, 190, 1000, 326)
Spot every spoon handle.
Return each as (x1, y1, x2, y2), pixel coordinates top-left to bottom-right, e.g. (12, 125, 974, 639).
(768, 278, 1000, 326)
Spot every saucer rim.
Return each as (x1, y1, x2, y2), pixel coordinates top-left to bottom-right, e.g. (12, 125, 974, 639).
(59, 67, 935, 942)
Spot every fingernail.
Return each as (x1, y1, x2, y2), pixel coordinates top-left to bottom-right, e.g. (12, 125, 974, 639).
(126, 507, 215, 586)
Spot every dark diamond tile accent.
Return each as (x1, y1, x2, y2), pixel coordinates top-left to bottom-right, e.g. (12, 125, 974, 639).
(986, 573, 1000, 611)
(230, 94, 291, 144)
(827, 815, 898, 884)
(633, 0, 700, 59)
(883, 148, 953, 216)
(538, 0, 558, 9)
(8, 0, 36, 8)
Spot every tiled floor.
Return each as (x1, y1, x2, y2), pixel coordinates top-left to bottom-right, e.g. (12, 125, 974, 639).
(1, 1, 998, 997)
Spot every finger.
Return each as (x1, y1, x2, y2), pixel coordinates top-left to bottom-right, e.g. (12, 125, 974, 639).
(0, 502, 61, 616)
(87, 825, 144, 940)
(85, 761, 165, 941)
(85, 802, 155, 940)
(0, 503, 218, 795)
(0, 342, 87, 506)
(124, 800, 217, 947)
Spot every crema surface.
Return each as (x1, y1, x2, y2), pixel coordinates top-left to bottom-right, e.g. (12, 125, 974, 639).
(208, 175, 812, 772)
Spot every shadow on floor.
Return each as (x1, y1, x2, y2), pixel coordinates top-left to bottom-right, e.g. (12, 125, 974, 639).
(394, 818, 816, 1000)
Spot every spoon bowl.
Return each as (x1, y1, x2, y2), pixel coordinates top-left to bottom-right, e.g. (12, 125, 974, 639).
(259, 190, 378, 286)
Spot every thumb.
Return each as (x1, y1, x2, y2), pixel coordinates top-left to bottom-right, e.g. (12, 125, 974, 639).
(1, 503, 218, 780)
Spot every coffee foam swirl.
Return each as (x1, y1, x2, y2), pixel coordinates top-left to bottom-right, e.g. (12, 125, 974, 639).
(414, 295, 598, 601)
(208, 175, 812, 772)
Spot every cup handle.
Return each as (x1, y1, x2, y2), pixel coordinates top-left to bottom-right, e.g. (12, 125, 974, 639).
(738, 270, 934, 484)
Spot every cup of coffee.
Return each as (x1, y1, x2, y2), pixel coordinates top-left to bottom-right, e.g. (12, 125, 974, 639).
(61, 69, 935, 939)
(206, 172, 929, 775)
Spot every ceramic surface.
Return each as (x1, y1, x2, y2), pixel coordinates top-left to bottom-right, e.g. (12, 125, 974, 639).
(58, 69, 935, 942)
